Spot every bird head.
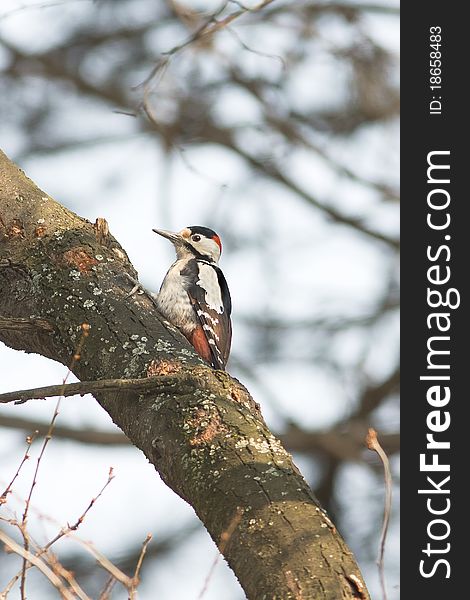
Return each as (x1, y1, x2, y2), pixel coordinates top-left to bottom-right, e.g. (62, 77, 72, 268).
(153, 226, 222, 263)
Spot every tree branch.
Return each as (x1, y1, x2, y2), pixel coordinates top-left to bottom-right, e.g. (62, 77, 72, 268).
(0, 316, 55, 333)
(366, 429, 392, 600)
(0, 414, 129, 445)
(0, 530, 76, 600)
(0, 375, 190, 405)
(0, 148, 370, 600)
(2, 37, 398, 250)
(169, 119, 399, 248)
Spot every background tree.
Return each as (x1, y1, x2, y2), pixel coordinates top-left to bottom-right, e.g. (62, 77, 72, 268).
(0, 1, 399, 598)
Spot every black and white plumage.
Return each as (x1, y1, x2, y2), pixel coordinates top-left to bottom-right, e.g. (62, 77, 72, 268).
(153, 226, 232, 370)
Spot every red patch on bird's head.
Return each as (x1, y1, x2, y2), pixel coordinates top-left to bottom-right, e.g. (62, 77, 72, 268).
(212, 234, 222, 252)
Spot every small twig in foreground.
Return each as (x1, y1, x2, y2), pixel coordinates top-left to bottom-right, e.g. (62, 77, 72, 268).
(197, 507, 243, 599)
(19, 323, 90, 599)
(43, 552, 91, 600)
(366, 428, 392, 600)
(0, 530, 75, 600)
(2, 467, 115, 599)
(0, 432, 38, 506)
(129, 534, 153, 600)
(71, 537, 133, 588)
(44, 467, 115, 551)
(97, 576, 116, 600)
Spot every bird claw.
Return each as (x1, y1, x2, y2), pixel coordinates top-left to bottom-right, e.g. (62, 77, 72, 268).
(126, 282, 144, 298)
(121, 272, 144, 298)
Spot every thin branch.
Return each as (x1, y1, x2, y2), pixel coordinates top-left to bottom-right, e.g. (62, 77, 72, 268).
(60, 521, 201, 581)
(71, 537, 133, 588)
(42, 552, 92, 600)
(366, 428, 392, 600)
(0, 530, 75, 600)
(354, 367, 400, 421)
(0, 374, 188, 405)
(44, 468, 115, 552)
(19, 399, 59, 598)
(162, 0, 275, 57)
(2, 467, 115, 598)
(0, 414, 129, 445)
(97, 576, 116, 600)
(0, 433, 38, 506)
(197, 507, 243, 599)
(240, 1, 400, 22)
(217, 132, 400, 248)
(129, 534, 152, 599)
(19, 323, 90, 598)
(133, 534, 152, 582)
(139, 0, 275, 91)
(282, 423, 399, 462)
(237, 299, 399, 333)
(0, 0, 90, 21)
(226, 25, 286, 69)
(160, 2, 228, 57)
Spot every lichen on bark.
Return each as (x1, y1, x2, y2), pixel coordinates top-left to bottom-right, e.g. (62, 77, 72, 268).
(0, 149, 370, 600)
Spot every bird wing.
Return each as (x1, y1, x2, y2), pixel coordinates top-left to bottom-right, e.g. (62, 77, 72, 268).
(184, 260, 232, 370)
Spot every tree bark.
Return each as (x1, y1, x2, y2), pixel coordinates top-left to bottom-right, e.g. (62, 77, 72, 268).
(0, 149, 370, 600)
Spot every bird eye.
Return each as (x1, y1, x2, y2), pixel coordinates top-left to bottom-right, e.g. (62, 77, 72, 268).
(192, 235, 201, 242)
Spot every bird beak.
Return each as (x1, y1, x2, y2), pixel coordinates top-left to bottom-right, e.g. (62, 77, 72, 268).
(152, 229, 185, 246)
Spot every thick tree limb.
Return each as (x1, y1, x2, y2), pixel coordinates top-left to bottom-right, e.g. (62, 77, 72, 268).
(0, 149, 370, 599)
(0, 316, 55, 333)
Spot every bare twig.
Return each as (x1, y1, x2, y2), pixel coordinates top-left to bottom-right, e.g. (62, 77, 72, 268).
(0, 414, 129, 445)
(0, 433, 38, 506)
(366, 428, 392, 600)
(2, 525, 142, 600)
(226, 26, 286, 68)
(2, 467, 115, 598)
(197, 507, 243, 599)
(355, 368, 400, 421)
(0, 530, 75, 600)
(164, 0, 275, 57)
(19, 323, 90, 599)
(44, 467, 115, 551)
(0, 0, 90, 21)
(0, 374, 189, 405)
(129, 534, 152, 599)
(97, 576, 116, 600)
(43, 552, 92, 600)
(140, 0, 275, 91)
(216, 132, 399, 248)
(71, 537, 133, 588)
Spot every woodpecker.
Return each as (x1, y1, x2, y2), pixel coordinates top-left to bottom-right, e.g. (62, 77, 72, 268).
(153, 226, 232, 370)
